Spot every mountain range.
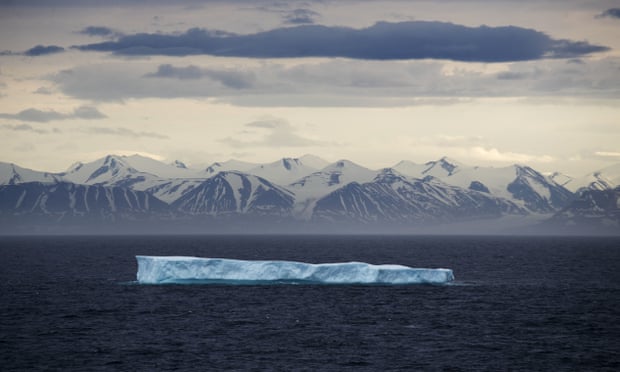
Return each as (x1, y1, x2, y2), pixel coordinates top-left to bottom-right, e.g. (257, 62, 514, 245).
(1, 155, 618, 234)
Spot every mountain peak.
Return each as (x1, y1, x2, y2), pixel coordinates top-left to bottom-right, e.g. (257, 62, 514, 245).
(171, 160, 187, 169)
(327, 159, 364, 170)
(298, 154, 329, 169)
(436, 156, 463, 167)
(374, 168, 408, 183)
(204, 159, 256, 174)
(394, 160, 417, 167)
(66, 161, 84, 173)
(281, 158, 301, 170)
(423, 156, 462, 176)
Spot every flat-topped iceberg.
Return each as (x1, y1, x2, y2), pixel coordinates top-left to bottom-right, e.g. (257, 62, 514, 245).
(136, 256, 454, 285)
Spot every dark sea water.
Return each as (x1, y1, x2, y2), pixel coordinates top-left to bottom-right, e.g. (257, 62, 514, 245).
(1, 235, 619, 371)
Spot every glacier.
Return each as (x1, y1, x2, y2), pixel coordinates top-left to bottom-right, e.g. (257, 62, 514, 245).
(136, 256, 454, 285)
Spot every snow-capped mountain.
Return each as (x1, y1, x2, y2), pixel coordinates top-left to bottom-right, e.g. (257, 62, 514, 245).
(62, 155, 160, 187)
(4, 153, 616, 234)
(61, 154, 204, 186)
(395, 158, 572, 213)
(60, 155, 212, 203)
(504, 165, 573, 212)
(0, 181, 168, 221)
(171, 160, 188, 169)
(296, 154, 330, 170)
(311, 168, 525, 223)
(115, 154, 201, 178)
(289, 160, 378, 217)
(562, 163, 620, 192)
(247, 157, 320, 186)
(548, 172, 573, 188)
(141, 179, 206, 204)
(204, 159, 257, 175)
(172, 171, 294, 216)
(393, 157, 464, 179)
(548, 187, 620, 233)
(0, 162, 62, 185)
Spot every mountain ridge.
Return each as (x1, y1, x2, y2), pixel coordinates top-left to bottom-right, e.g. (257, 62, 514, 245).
(1, 154, 619, 234)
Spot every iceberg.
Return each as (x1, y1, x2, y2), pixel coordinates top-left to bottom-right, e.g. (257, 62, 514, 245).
(136, 256, 454, 285)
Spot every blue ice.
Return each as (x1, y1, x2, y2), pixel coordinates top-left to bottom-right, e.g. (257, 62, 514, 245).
(136, 256, 454, 285)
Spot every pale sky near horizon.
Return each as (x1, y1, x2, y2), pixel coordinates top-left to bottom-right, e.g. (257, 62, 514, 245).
(1, 0, 619, 176)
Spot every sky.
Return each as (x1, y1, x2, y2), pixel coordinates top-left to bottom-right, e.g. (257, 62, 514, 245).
(1, 0, 619, 176)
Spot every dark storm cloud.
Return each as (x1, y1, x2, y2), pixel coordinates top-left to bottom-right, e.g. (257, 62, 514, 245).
(283, 8, 320, 24)
(24, 45, 65, 56)
(597, 8, 620, 19)
(0, 106, 106, 122)
(73, 21, 608, 62)
(145, 64, 255, 89)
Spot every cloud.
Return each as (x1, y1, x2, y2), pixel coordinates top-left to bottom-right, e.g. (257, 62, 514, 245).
(283, 8, 320, 24)
(147, 64, 203, 80)
(33, 87, 54, 95)
(80, 127, 168, 139)
(412, 135, 487, 148)
(469, 147, 554, 163)
(145, 64, 255, 88)
(245, 119, 279, 129)
(0, 109, 65, 122)
(73, 21, 608, 62)
(594, 151, 620, 158)
(79, 26, 122, 38)
(596, 8, 620, 19)
(50, 57, 620, 105)
(496, 71, 529, 80)
(0, 123, 48, 133)
(0, 105, 106, 122)
(220, 118, 325, 148)
(72, 106, 107, 119)
(24, 45, 65, 56)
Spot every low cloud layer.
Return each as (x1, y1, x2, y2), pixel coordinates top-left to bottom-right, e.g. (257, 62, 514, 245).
(221, 118, 324, 148)
(597, 8, 620, 19)
(0, 106, 106, 122)
(79, 26, 123, 38)
(80, 127, 168, 139)
(283, 8, 320, 24)
(50, 57, 620, 105)
(146, 64, 255, 89)
(24, 45, 65, 56)
(1, 123, 49, 134)
(74, 21, 608, 62)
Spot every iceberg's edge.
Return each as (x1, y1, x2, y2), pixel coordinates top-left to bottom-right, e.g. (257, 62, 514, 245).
(136, 256, 455, 285)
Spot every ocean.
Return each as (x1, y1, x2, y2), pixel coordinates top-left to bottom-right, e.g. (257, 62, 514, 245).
(1, 235, 619, 371)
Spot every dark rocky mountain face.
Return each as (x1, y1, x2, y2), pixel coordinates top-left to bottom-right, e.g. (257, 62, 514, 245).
(0, 182, 169, 223)
(548, 187, 620, 233)
(171, 172, 294, 216)
(312, 170, 526, 224)
(469, 181, 490, 193)
(507, 166, 573, 213)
